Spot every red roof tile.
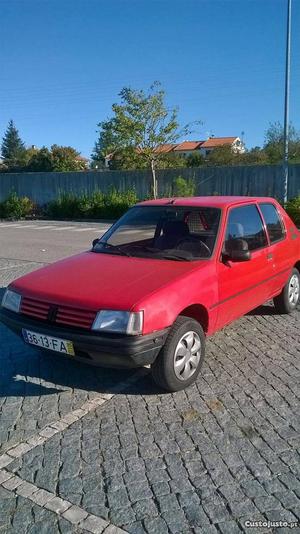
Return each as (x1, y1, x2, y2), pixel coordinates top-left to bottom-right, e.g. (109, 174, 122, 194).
(173, 141, 204, 151)
(201, 137, 238, 148)
(154, 143, 178, 154)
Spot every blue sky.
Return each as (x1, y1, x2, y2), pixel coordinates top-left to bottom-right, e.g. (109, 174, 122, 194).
(1, 0, 299, 157)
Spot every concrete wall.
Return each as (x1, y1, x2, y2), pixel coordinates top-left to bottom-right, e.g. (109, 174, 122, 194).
(0, 164, 300, 203)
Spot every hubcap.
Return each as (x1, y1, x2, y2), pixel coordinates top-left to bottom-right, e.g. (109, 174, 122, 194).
(174, 331, 201, 381)
(288, 274, 300, 306)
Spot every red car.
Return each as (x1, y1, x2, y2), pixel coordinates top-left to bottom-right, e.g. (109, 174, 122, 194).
(1, 196, 299, 392)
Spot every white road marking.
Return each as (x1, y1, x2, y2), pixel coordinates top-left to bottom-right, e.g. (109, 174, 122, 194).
(73, 227, 99, 232)
(14, 374, 65, 391)
(52, 226, 76, 231)
(0, 224, 29, 228)
(0, 223, 109, 234)
(1, 224, 39, 229)
(0, 264, 30, 271)
(32, 225, 58, 230)
(0, 368, 146, 532)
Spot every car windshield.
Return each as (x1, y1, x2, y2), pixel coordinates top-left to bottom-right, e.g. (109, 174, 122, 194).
(92, 205, 221, 261)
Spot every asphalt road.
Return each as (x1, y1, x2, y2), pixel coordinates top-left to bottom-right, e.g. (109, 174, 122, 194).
(0, 220, 112, 264)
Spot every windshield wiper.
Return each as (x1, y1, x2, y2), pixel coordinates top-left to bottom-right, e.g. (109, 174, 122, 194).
(94, 242, 132, 257)
(158, 253, 192, 262)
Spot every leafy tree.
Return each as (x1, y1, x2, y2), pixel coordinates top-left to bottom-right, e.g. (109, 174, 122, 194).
(186, 152, 205, 167)
(108, 149, 186, 172)
(92, 82, 198, 197)
(241, 147, 269, 165)
(207, 145, 237, 166)
(159, 154, 187, 169)
(51, 145, 87, 171)
(263, 122, 300, 164)
(1, 120, 26, 170)
(172, 176, 196, 196)
(26, 147, 54, 172)
(25, 145, 87, 172)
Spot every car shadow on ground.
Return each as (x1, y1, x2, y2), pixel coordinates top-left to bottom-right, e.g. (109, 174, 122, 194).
(246, 302, 280, 316)
(1, 333, 159, 398)
(0, 288, 287, 401)
(0, 287, 159, 399)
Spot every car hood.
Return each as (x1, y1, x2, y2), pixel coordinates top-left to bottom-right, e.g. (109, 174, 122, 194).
(11, 251, 205, 311)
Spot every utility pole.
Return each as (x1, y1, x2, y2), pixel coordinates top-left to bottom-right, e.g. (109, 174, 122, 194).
(283, 0, 292, 205)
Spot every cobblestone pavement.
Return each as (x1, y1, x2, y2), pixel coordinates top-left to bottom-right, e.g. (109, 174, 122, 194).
(0, 258, 300, 533)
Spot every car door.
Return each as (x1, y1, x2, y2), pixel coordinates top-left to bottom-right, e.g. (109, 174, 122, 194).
(258, 202, 292, 295)
(216, 203, 273, 329)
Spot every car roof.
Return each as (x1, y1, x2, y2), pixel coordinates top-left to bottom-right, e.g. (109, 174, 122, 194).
(138, 196, 277, 208)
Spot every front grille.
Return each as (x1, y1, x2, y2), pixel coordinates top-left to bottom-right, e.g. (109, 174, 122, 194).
(21, 297, 49, 321)
(20, 297, 96, 330)
(56, 305, 96, 329)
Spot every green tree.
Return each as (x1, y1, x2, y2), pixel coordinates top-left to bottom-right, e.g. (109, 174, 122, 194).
(51, 145, 87, 171)
(241, 147, 269, 165)
(172, 176, 196, 196)
(1, 120, 26, 170)
(186, 152, 205, 167)
(92, 82, 198, 197)
(26, 147, 54, 172)
(263, 122, 300, 164)
(25, 145, 87, 172)
(207, 145, 238, 166)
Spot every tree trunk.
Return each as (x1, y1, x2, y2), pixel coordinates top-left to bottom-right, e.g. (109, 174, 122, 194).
(151, 159, 157, 199)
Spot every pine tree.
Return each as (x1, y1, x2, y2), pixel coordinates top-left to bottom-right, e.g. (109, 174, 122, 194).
(1, 120, 26, 169)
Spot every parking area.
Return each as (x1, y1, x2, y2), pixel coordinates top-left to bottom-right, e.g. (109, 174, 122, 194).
(0, 221, 300, 533)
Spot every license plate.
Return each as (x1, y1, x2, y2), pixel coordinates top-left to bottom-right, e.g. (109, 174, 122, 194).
(22, 329, 75, 356)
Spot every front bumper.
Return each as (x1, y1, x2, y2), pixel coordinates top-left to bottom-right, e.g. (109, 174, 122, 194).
(0, 308, 169, 368)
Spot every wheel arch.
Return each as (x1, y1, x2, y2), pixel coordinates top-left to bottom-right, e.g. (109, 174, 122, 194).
(294, 261, 300, 274)
(178, 304, 209, 333)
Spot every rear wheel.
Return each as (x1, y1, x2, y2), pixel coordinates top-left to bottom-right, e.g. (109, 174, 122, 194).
(151, 316, 205, 392)
(273, 268, 300, 314)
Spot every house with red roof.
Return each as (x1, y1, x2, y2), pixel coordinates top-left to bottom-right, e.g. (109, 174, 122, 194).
(199, 136, 245, 157)
(154, 136, 245, 159)
(104, 136, 245, 167)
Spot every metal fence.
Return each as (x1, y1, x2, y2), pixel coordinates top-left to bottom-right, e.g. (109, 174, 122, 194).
(0, 164, 300, 203)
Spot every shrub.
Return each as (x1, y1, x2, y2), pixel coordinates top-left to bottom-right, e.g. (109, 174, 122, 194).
(45, 189, 138, 219)
(46, 192, 82, 219)
(172, 176, 196, 197)
(103, 189, 138, 218)
(88, 190, 105, 218)
(286, 197, 300, 227)
(0, 192, 35, 219)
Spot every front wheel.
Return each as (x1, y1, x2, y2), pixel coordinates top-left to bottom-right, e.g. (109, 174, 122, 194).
(273, 268, 300, 314)
(151, 316, 205, 392)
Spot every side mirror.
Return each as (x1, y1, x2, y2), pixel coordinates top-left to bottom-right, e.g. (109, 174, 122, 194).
(92, 238, 99, 248)
(225, 249, 251, 262)
(223, 238, 251, 262)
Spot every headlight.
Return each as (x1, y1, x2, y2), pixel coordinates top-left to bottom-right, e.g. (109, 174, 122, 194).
(92, 310, 143, 335)
(1, 289, 22, 313)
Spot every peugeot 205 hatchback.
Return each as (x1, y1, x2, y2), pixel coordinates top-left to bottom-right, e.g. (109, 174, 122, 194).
(1, 196, 299, 392)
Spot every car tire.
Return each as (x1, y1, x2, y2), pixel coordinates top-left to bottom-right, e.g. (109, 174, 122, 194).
(273, 268, 300, 314)
(151, 316, 205, 392)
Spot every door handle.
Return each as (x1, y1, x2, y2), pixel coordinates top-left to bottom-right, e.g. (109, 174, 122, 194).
(267, 253, 273, 261)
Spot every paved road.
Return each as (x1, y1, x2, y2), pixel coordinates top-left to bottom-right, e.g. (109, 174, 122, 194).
(0, 220, 112, 263)
(0, 220, 300, 533)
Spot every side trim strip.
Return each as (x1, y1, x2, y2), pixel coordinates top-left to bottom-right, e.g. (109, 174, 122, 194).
(209, 267, 291, 310)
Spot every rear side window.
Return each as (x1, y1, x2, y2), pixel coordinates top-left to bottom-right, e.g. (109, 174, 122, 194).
(259, 203, 285, 243)
(225, 204, 268, 252)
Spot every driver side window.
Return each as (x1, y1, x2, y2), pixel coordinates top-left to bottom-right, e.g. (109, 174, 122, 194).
(225, 205, 268, 253)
